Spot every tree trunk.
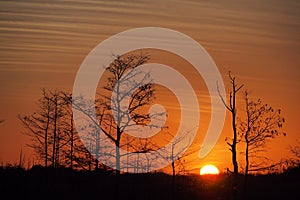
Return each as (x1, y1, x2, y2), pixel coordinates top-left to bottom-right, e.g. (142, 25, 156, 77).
(52, 96, 58, 168)
(231, 89, 239, 200)
(56, 133, 60, 167)
(116, 141, 120, 175)
(45, 100, 51, 167)
(171, 144, 175, 177)
(232, 88, 239, 175)
(172, 161, 175, 177)
(45, 115, 49, 167)
(244, 139, 249, 198)
(116, 126, 121, 175)
(171, 160, 175, 200)
(232, 96, 238, 200)
(70, 114, 74, 169)
(245, 141, 249, 176)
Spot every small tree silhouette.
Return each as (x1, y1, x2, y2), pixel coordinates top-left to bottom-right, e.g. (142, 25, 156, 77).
(239, 91, 286, 175)
(238, 91, 286, 196)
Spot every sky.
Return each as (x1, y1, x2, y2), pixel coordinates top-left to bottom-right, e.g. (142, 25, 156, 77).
(0, 0, 299, 173)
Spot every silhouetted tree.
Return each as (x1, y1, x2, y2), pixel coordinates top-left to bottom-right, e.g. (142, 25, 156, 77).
(59, 92, 80, 169)
(73, 53, 156, 174)
(103, 54, 154, 175)
(19, 89, 80, 168)
(218, 71, 243, 174)
(46, 90, 66, 167)
(161, 129, 195, 177)
(218, 71, 243, 200)
(18, 89, 54, 167)
(282, 139, 300, 171)
(71, 95, 105, 170)
(239, 91, 285, 175)
(238, 91, 285, 197)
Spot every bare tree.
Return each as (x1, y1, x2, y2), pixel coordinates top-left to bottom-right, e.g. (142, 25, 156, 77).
(282, 139, 300, 171)
(19, 89, 75, 168)
(73, 53, 156, 174)
(102, 53, 156, 174)
(72, 94, 119, 171)
(18, 89, 53, 167)
(218, 71, 243, 175)
(238, 91, 285, 197)
(126, 137, 158, 173)
(52, 91, 98, 171)
(18, 89, 103, 170)
(218, 71, 243, 200)
(59, 92, 79, 169)
(161, 129, 196, 177)
(47, 91, 62, 167)
(239, 91, 285, 175)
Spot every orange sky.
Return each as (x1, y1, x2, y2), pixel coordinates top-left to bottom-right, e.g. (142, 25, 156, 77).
(0, 0, 299, 173)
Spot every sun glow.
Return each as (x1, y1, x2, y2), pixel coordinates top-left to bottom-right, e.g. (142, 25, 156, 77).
(200, 165, 220, 175)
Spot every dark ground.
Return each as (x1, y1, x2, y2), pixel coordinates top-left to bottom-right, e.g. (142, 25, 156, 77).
(0, 165, 299, 200)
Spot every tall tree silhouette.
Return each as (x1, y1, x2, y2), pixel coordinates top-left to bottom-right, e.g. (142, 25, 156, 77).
(59, 92, 80, 169)
(73, 53, 155, 174)
(218, 71, 243, 175)
(18, 89, 56, 167)
(101, 53, 155, 174)
(218, 71, 243, 200)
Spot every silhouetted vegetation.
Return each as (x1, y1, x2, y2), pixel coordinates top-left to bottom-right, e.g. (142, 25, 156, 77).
(239, 91, 285, 174)
(217, 71, 289, 199)
(0, 164, 299, 200)
(12, 60, 295, 200)
(218, 71, 244, 200)
(289, 139, 300, 166)
(18, 89, 94, 170)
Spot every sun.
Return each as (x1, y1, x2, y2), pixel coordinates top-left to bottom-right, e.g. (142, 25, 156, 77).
(200, 164, 220, 175)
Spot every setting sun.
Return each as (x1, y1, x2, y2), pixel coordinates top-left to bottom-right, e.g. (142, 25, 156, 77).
(200, 165, 220, 175)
